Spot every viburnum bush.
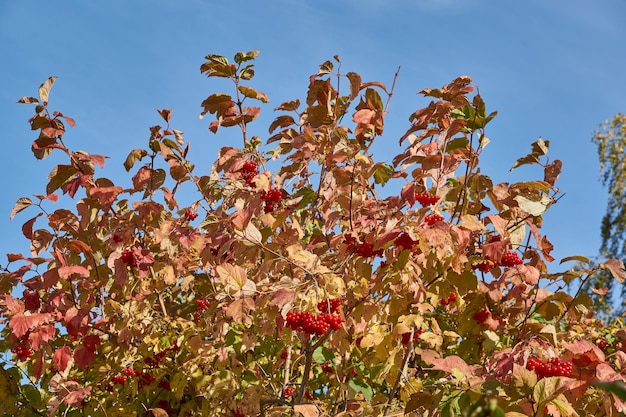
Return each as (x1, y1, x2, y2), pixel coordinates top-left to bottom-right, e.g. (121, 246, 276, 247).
(2, 51, 626, 417)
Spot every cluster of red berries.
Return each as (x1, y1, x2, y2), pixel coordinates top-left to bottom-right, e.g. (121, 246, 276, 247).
(401, 328, 424, 345)
(472, 309, 490, 324)
(240, 160, 259, 187)
(424, 213, 444, 226)
(415, 193, 440, 206)
(344, 235, 383, 258)
(395, 233, 419, 251)
(120, 249, 136, 268)
(283, 387, 295, 397)
(261, 188, 282, 213)
(440, 292, 457, 306)
(286, 311, 344, 335)
(500, 251, 523, 267)
(597, 339, 609, 349)
(12, 332, 33, 361)
(194, 298, 211, 323)
(322, 362, 334, 373)
(143, 342, 179, 368)
(526, 356, 573, 379)
(184, 209, 198, 221)
(317, 298, 341, 314)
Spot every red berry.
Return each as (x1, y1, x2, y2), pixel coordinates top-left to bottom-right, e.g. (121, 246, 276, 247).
(184, 209, 198, 221)
(440, 299, 449, 306)
(112, 375, 127, 385)
(448, 292, 457, 303)
(120, 249, 136, 267)
(414, 193, 440, 206)
(305, 391, 314, 400)
(280, 351, 289, 360)
(501, 251, 522, 267)
(112, 233, 124, 243)
(232, 410, 245, 417)
(472, 309, 490, 324)
(395, 233, 419, 251)
(424, 213, 444, 226)
(322, 362, 333, 373)
(283, 387, 295, 396)
(401, 329, 423, 345)
(597, 339, 608, 349)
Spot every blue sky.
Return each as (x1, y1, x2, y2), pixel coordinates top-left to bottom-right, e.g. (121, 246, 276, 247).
(1, 0, 625, 268)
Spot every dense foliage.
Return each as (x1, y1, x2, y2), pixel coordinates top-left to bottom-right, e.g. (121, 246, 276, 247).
(2, 52, 626, 417)
(591, 114, 626, 314)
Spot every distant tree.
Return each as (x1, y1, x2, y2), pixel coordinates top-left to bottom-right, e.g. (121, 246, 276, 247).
(2, 52, 626, 416)
(590, 114, 626, 314)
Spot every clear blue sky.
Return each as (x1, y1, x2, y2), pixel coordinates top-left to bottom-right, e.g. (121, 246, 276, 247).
(1, 1, 625, 268)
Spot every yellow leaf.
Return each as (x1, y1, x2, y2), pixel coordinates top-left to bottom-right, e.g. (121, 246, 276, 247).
(460, 214, 486, 231)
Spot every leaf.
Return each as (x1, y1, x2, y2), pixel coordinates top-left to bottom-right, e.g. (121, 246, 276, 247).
(514, 194, 553, 216)
(275, 99, 300, 112)
(124, 149, 148, 172)
(38, 76, 58, 104)
(533, 377, 559, 404)
(269, 288, 296, 309)
(294, 404, 319, 417)
(559, 255, 590, 264)
(58, 266, 90, 279)
(595, 381, 626, 401)
(346, 72, 362, 100)
(603, 259, 626, 283)
(10, 197, 33, 220)
(150, 408, 169, 417)
(238, 86, 269, 103)
(157, 108, 172, 123)
(17, 96, 40, 104)
(348, 379, 373, 401)
(372, 163, 394, 186)
(429, 355, 474, 376)
(53, 346, 72, 372)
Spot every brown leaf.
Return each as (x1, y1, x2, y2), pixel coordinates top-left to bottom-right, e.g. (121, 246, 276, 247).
(269, 288, 296, 309)
(11, 197, 33, 221)
(604, 259, 626, 283)
(150, 408, 170, 417)
(294, 404, 319, 417)
(58, 266, 90, 279)
(89, 186, 122, 210)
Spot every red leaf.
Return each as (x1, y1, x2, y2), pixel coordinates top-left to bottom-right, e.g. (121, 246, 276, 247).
(9, 313, 50, 338)
(30, 324, 56, 350)
(54, 346, 72, 372)
(58, 266, 90, 279)
(6, 253, 24, 262)
(3, 295, 25, 316)
(83, 335, 100, 352)
(74, 345, 95, 369)
(428, 355, 474, 376)
(89, 186, 122, 210)
(269, 288, 296, 309)
(21, 215, 41, 240)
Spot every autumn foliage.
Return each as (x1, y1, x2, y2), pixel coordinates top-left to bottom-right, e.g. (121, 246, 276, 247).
(3, 51, 626, 417)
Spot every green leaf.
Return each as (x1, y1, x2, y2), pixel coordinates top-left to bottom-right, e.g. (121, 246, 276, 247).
(348, 379, 373, 401)
(595, 381, 626, 401)
(47, 164, 79, 195)
(233, 50, 259, 65)
(372, 163, 394, 186)
(533, 377, 559, 404)
(439, 390, 469, 417)
(312, 346, 334, 363)
(365, 88, 383, 111)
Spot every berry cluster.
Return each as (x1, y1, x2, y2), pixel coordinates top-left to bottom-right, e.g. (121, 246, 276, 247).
(401, 328, 424, 345)
(283, 387, 295, 397)
(500, 251, 523, 267)
(321, 362, 334, 373)
(597, 339, 609, 350)
(317, 298, 341, 314)
(12, 332, 33, 361)
(261, 188, 282, 213)
(184, 209, 198, 221)
(526, 356, 573, 379)
(415, 193, 440, 206)
(120, 249, 136, 268)
(344, 235, 383, 258)
(395, 233, 419, 251)
(111, 368, 157, 387)
(143, 342, 179, 368)
(286, 311, 344, 335)
(240, 160, 259, 187)
(194, 298, 211, 323)
(424, 213, 444, 226)
(440, 292, 457, 306)
(472, 309, 490, 324)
